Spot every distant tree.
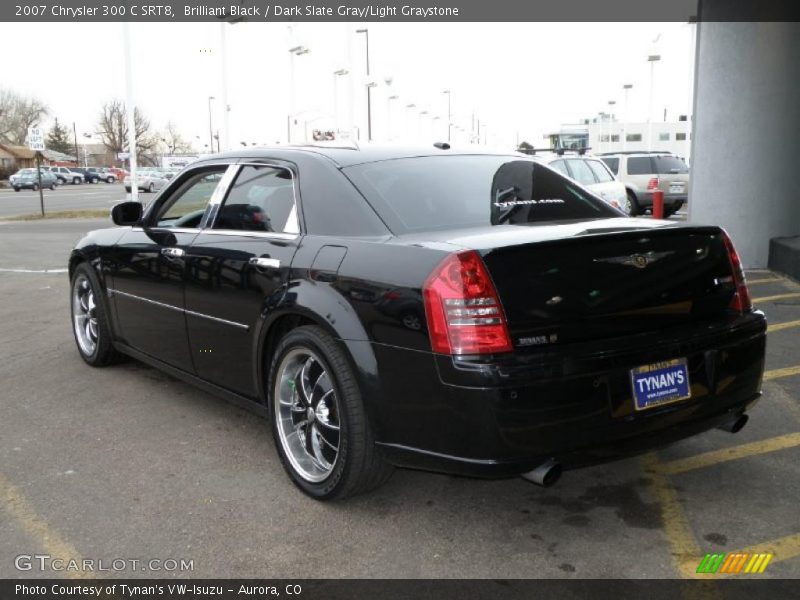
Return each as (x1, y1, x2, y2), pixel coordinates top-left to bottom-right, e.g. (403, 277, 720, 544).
(46, 118, 72, 154)
(0, 88, 48, 145)
(97, 100, 158, 163)
(160, 121, 192, 154)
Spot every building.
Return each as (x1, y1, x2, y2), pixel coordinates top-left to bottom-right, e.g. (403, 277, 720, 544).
(0, 144, 36, 176)
(547, 116, 694, 161)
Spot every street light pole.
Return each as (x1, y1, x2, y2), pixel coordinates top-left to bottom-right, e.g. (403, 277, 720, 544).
(356, 29, 372, 141)
(647, 54, 661, 151)
(287, 45, 310, 144)
(207, 96, 215, 153)
(122, 21, 138, 203)
(333, 69, 349, 134)
(622, 84, 632, 151)
(442, 89, 451, 142)
(608, 100, 616, 151)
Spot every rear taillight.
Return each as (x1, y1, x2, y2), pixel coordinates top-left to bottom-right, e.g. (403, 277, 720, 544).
(721, 230, 752, 313)
(647, 177, 660, 191)
(423, 250, 512, 355)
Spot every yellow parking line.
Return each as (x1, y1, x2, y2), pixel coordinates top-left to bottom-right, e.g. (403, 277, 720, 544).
(0, 474, 89, 579)
(747, 278, 783, 285)
(641, 453, 705, 579)
(657, 432, 800, 476)
(752, 292, 800, 303)
(768, 319, 800, 333)
(764, 365, 800, 381)
(736, 532, 800, 566)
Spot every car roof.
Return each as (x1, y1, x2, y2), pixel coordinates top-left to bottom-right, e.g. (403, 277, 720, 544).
(212, 142, 527, 168)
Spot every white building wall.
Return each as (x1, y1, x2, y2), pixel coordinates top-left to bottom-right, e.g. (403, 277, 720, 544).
(587, 121, 693, 160)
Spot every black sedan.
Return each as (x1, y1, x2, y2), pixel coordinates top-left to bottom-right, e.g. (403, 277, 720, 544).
(68, 144, 766, 500)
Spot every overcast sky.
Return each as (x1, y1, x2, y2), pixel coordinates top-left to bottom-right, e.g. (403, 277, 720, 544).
(0, 21, 695, 150)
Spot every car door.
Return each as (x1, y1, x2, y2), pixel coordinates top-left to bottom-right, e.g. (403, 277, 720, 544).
(109, 164, 231, 372)
(183, 162, 302, 397)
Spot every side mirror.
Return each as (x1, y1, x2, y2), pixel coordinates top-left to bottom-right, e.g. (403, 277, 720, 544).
(111, 201, 143, 226)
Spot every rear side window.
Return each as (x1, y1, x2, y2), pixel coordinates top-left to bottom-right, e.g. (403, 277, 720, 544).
(653, 156, 689, 174)
(215, 165, 298, 233)
(565, 159, 597, 186)
(343, 156, 617, 233)
(586, 160, 614, 183)
(549, 160, 569, 176)
(601, 157, 619, 174)
(627, 157, 654, 175)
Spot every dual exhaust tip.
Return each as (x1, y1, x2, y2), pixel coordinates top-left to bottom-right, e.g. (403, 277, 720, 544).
(521, 413, 749, 488)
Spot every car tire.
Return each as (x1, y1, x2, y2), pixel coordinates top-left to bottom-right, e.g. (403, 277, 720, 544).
(106, 177, 115, 184)
(268, 325, 394, 500)
(32, 183, 39, 191)
(148, 183, 154, 193)
(73, 177, 82, 185)
(13, 187, 20, 192)
(49, 182, 56, 190)
(70, 263, 123, 367)
(91, 177, 99, 184)
(626, 190, 641, 216)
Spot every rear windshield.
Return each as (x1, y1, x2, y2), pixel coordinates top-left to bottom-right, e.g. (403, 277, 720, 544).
(653, 155, 689, 174)
(343, 156, 618, 234)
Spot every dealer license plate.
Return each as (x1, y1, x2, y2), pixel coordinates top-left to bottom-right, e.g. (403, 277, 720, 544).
(669, 183, 684, 193)
(630, 358, 691, 411)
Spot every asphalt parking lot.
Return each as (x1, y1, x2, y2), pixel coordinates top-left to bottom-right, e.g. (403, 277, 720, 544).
(0, 184, 127, 219)
(0, 217, 797, 580)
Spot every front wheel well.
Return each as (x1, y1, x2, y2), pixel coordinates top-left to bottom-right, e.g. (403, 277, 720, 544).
(68, 254, 86, 278)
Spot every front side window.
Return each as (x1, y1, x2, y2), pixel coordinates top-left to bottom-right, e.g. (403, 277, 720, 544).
(586, 159, 614, 183)
(601, 157, 619, 174)
(565, 159, 597, 186)
(153, 167, 226, 228)
(343, 156, 617, 234)
(214, 165, 298, 233)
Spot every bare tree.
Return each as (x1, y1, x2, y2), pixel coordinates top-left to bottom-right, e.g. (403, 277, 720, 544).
(160, 121, 192, 154)
(0, 88, 48, 145)
(97, 100, 158, 163)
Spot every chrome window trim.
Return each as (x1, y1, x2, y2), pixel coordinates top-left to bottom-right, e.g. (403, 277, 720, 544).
(206, 162, 302, 236)
(108, 288, 249, 331)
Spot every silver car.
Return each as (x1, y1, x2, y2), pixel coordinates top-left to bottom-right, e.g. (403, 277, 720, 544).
(124, 171, 168, 193)
(538, 154, 631, 214)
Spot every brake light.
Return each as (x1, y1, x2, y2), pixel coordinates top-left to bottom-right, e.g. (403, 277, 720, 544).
(721, 230, 752, 313)
(423, 251, 512, 355)
(647, 177, 660, 191)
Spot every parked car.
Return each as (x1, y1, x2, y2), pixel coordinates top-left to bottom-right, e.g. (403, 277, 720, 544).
(106, 167, 128, 180)
(70, 167, 100, 184)
(598, 152, 689, 217)
(43, 166, 84, 185)
(123, 171, 168, 193)
(13, 168, 58, 191)
(69, 145, 765, 500)
(536, 153, 630, 214)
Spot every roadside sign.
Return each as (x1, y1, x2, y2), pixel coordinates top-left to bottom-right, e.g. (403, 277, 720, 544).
(27, 127, 46, 151)
(117, 152, 130, 160)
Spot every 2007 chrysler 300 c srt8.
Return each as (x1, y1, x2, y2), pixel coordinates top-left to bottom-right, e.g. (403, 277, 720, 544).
(68, 145, 766, 499)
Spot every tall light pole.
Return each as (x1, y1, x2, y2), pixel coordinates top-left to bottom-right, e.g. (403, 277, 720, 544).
(647, 54, 661, 151)
(622, 84, 633, 151)
(355, 28, 372, 141)
(387, 95, 399, 141)
(405, 103, 416, 141)
(122, 21, 138, 202)
(608, 100, 616, 151)
(442, 89, 451, 142)
(333, 69, 349, 134)
(207, 96, 215, 153)
(288, 45, 310, 143)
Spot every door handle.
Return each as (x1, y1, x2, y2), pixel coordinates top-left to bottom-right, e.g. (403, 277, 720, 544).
(249, 257, 281, 269)
(161, 247, 185, 258)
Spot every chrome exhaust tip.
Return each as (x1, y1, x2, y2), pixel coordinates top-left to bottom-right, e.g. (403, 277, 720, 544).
(521, 458, 562, 487)
(717, 413, 749, 434)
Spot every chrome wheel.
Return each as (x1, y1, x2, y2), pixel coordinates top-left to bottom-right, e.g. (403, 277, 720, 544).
(72, 274, 98, 356)
(274, 348, 341, 483)
(619, 194, 632, 215)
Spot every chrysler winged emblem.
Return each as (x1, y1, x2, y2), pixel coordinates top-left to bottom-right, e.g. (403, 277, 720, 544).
(593, 251, 674, 268)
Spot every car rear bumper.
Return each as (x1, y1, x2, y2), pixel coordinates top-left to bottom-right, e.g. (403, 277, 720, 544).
(639, 191, 687, 209)
(369, 311, 766, 478)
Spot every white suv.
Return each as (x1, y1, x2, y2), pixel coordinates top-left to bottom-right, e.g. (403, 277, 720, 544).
(536, 153, 631, 214)
(45, 166, 83, 185)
